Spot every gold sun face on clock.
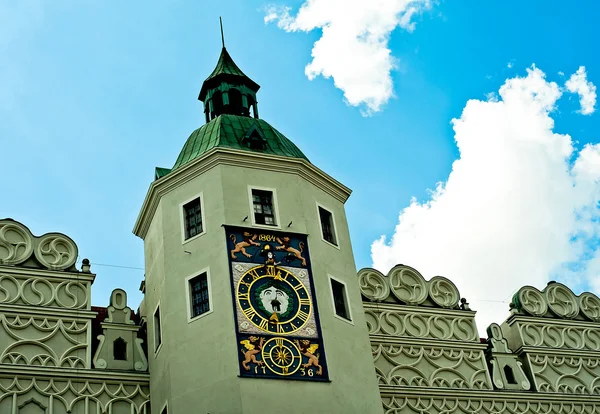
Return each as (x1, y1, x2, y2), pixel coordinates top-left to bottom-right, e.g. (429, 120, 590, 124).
(236, 265, 312, 335)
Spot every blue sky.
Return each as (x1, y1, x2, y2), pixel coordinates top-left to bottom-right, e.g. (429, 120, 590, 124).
(2, 0, 600, 327)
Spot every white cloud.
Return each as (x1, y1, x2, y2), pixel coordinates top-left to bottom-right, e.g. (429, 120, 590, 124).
(565, 66, 597, 115)
(264, 0, 431, 114)
(372, 66, 600, 333)
(507, 61, 513, 69)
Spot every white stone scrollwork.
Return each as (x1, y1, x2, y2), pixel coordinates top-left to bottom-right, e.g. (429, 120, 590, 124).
(0, 273, 88, 309)
(544, 283, 579, 319)
(388, 265, 428, 305)
(428, 276, 460, 309)
(580, 292, 600, 322)
(528, 353, 600, 394)
(518, 322, 600, 350)
(0, 315, 89, 369)
(358, 268, 390, 302)
(0, 221, 33, 265)
(381, 394, 600, 414)
(515, 286, 547, 317)
(0, 375, 149, 414)
(372, 343, 492, 390)
(34, 233, 78, 271)
(364, 306, 479, 341)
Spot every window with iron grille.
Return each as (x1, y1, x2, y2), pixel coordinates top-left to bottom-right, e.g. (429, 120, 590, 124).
(183, 197, 203, 240)
(330, 278, 350, 321)
(189, 273, 210, 318)
(252, 189, 276, 226)
(319, 206, 337, 245)
(154, 306, 162, 352)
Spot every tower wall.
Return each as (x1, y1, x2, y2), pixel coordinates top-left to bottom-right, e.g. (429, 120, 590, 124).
(137, 150, 383, 413)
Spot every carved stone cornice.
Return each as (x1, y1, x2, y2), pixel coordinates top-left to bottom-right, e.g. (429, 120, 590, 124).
(363, 301, 477, 317)
(379, 385, 600, 402)
(0, 265, 96, 282)
(505, 314, 600, 328)
(370, 335, 487, 351)
(133, 147, 352, 239)
(0, 363, 150, 382)
(0, 304, 97, 320)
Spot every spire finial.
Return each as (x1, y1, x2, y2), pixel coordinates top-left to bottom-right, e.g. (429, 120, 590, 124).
(220, 16, 225, 48)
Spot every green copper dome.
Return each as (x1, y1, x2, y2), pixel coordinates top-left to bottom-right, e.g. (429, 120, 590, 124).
(172, 114, 309, 170)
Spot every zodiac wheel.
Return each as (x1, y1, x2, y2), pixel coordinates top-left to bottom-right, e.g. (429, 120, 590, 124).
(261, 337, 302, 376)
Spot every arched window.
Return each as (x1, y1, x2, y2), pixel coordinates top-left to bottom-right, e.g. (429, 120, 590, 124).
(228, 88, 245, 116)
(210, 91, 224, 119)
(114, 337, 127, 361)
(247, 96, 255, 118)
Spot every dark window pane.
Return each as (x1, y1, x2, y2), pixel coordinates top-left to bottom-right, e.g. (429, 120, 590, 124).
(331, 279, 349, 320)
(252, 189, 276, 226)
(154, 307, 162, 351)
(319, 207, 336, 245)
(190, 273, 210, 318)
(183, 198, 203, 240)
(113, 337, 127, 361)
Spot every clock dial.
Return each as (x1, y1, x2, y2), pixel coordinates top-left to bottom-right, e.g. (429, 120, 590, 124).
(262, 337, 303, 376)
(237, 265, 312, 335)
(226, 226, 329, 381)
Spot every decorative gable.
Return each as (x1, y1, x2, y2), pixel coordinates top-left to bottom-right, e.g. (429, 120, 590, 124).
(92, 289, 148, 372)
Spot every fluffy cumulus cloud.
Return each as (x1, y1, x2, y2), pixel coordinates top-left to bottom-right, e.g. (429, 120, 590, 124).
(372, 66, 600, 332)
(565, 66, 597, 115)
(265, 0, 431, 114)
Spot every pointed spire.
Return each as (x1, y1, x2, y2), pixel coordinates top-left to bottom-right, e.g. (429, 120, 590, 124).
(220, 16, 225, 48)
(198, 22, 261, 121)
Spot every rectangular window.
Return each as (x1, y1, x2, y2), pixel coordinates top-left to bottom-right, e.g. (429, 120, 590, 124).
(319, 206, 337, 245)
(183, 197, 203, 240)
(154, 305, 162, 352)
(252, 189, 276, 226)
(330, 278, 351, 321)
(189, 273, 210, 318)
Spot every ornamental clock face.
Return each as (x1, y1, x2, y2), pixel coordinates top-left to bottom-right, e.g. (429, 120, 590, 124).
(226, 226, 328, 381)
(236, 265, 312, 335)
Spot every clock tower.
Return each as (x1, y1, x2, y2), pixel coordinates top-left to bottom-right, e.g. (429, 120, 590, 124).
(134, 42, 383, 413)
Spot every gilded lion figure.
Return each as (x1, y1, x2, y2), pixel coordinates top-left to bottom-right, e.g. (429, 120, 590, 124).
(240, 336, 264, 370)
(295, 339, 322, 375)
(276, 237, 306, 266)
(230, 232, 260, 259)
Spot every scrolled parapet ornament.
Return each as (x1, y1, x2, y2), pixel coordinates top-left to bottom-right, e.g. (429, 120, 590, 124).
(0, 219, 80, 272)
(358, 268, 390, 302)
(513, 282, 600, 321)
(580, 292, 600, 322)
(429, 276, 461, 309)
(545, 282, 579, 319)
(34, 233, 78, 271)
(388, 265, 428, 305)
(513, 286, 548, 317)
(358, 264, 462, 309)
(0, 220, 34, 265)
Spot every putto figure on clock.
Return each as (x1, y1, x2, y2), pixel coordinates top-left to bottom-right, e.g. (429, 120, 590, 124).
(226, 226, 329, 381)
